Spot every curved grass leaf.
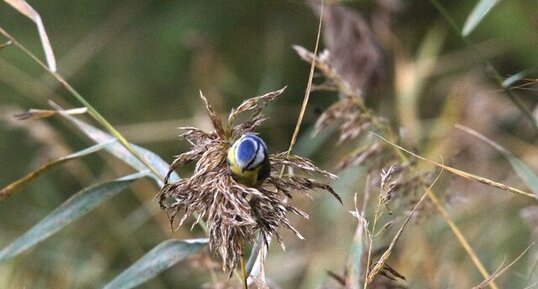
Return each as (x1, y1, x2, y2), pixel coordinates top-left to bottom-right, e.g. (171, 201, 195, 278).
(374, 132, 536, 200)
(0, 140, 115, 202)
(501, 67, 538, 89)
(0, 40, 12, 49)
(502, 71, 530, 89)
(246, 233, 265, 275)
(456, 125, 538, 196)
(102, 238, 208, 289)
(462, 0, 501, 36)
(4, 0, 57, 71)
(0, 171, 148, 263)
(58, 113, 179, 186)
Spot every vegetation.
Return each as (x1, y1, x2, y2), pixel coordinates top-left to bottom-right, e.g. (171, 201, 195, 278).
(1, 0, 538, 288)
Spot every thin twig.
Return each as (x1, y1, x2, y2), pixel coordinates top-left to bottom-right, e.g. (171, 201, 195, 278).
(373, 132, 537, 200)
(472, 242, 535, 289)
(281, 0, 324, 170)
(424, 185, 498, 289)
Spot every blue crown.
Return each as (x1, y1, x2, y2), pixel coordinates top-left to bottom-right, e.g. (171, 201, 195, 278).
(235, 134, 267, 169)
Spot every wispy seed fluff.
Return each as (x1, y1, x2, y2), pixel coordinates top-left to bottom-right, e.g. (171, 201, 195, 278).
(157, 87, 341, 271)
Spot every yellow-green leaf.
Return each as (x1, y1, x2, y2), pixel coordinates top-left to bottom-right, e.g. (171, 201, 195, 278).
(0, 140, 115, 202)
(102, 239, 208, 289)
(462, 0, 501, 36)
(0, 171, 148, 263)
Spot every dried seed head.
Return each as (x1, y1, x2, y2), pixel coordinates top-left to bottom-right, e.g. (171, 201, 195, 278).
(158, 88, 340, 271)
(320, 3, 383, 95)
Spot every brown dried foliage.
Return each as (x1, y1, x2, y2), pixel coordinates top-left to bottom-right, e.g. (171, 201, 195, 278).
(309, 2, 383, 95)
(295, 7, 438, 285)
(295, 44, 387, 172)
(158, 87, 340, 271)
(322, 4, 383, 94)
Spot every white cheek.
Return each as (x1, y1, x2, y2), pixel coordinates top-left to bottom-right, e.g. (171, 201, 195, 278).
(252, 145, 265, 167)
(235, 147, 248, 169)
(235, 138, 259, 169)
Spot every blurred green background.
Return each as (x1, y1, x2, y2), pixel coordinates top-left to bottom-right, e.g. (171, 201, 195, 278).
(1, 0, 538, 288)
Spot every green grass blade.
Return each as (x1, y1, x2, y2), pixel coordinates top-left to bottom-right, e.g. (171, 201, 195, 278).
(456, 125, 538, 196)
(504, 154, 538, 196)
(59, 114, 179, 186)
(502, 71, 530, 89)
(0, 140, 115, 201)
(346, 220, 364, 289)
(0, 171, 148, 263)
(4, 0, 57, 71)
(246, 233, 265, 275)
(462, 0, 501, 36)
(102, 238, 208, 289)
(502, 67, 538, 89)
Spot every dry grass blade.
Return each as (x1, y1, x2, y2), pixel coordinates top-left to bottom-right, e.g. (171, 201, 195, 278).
(471, 243, 535, 289)
(366, 169, 441, 284)
(424, 185, 498, 289)
(376, 130, 516, 289)
(455, 124, 538, 196)
(285, 0, 324, 160)
(14, 107, 88, 120)
(373, 132, 537, 200)
(4, 0, 57, 71)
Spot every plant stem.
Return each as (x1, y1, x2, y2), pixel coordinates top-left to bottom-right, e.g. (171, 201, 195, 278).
(280, 0, 324, 176)
(240, 239, 248, 289)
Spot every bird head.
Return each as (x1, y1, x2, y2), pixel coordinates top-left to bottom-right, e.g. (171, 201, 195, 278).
(233, 134, 268, 171)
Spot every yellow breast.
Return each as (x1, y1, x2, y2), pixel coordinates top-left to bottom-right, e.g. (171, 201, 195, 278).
(227, 143, 262, 187)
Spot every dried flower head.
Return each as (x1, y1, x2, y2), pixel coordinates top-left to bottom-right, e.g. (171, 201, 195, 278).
(295, 44, 435, 219)
(308, 2, 383, 95)
(158, 87, 341, 271)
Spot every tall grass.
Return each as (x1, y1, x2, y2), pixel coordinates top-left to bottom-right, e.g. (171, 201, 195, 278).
(1, 1, 538, 289)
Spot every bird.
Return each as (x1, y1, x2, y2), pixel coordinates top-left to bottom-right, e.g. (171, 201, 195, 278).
(227, 134, 270, 187)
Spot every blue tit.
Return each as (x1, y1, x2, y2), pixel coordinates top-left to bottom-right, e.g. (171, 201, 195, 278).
(227, 134, 270, 187)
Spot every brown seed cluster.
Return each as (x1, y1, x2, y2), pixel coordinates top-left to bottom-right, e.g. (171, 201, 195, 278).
(295, 45, 387, 173)
(295, 5, 437, 286)
(158, 87, 341, 271)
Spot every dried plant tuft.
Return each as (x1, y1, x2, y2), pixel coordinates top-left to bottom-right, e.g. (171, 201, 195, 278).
(158, 87, 340, 271)
(308, 2, 383, 95)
